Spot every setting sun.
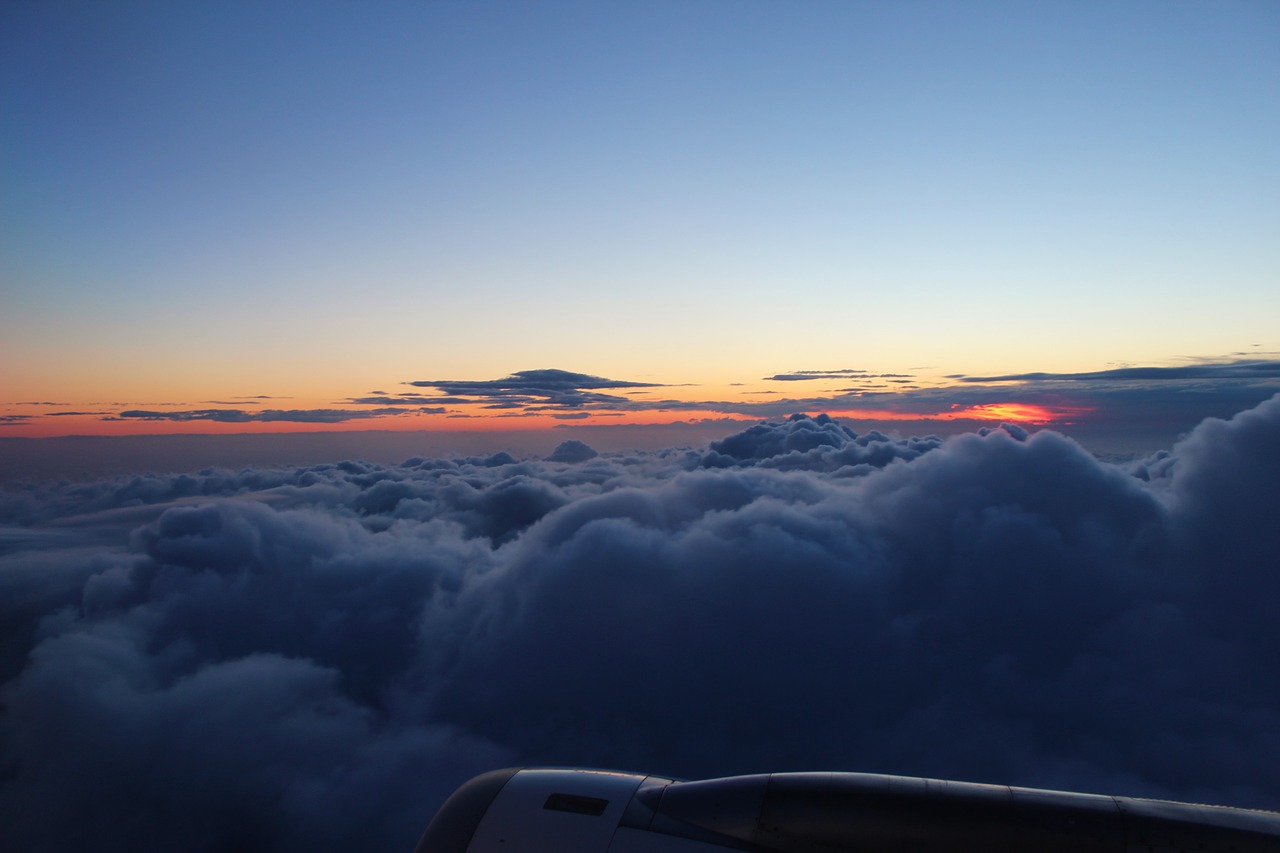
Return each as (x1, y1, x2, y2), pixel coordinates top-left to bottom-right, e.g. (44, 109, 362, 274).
(944, 402, 1085, 425)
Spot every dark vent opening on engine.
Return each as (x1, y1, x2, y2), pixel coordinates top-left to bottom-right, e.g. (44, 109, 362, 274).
(544, 793, 609, 816)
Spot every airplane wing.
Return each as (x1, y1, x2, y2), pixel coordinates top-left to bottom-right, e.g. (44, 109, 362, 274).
(414, 768, 1280, 852)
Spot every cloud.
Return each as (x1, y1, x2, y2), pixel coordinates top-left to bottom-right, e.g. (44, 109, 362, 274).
(345, 394, 471, 406)
(922, 359, 1280, 440)
(700, 412, 943, 473)
(15, 360, 1280, 444)
(394, 359, 1280, 437)
(112, 407, 435, 424)
(959, 359, 1280, 383)
(764, 370, 915, 381)
(545, 439, 599, 463)
(406, 368, 661, 409)
(764, 369, 868, 381)
(2, 397, 1280, 851)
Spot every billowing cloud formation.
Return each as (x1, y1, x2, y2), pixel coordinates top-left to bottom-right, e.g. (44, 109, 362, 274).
(701, 413, 944, 472)
(545, 439, 599, 463)
(2, 397, 1279, 852)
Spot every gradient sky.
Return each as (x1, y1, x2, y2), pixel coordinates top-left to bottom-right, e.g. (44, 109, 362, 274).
(3, 0, 1278, 441)
(5, 7, 1280, 843)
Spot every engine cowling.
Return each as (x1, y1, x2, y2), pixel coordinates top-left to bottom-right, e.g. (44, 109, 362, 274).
(415, 768, 1280, 853)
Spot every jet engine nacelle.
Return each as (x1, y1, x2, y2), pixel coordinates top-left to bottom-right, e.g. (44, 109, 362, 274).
(415, 767, 1280, 853)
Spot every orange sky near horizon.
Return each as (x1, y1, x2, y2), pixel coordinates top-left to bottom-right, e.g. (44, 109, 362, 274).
(4, 3, 1278, 453)
(0, 383, 1092, 439)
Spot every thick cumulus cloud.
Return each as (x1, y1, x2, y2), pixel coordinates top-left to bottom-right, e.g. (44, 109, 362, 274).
(545, 438, 600, 463)
(701, 412, 944, 473)
(2, 399, 1280, 851)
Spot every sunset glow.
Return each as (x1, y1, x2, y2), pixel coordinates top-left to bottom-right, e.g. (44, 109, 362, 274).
(2, 364, 1276, 441)
(3, 6, 1280, 850)
(3, 1, 1277, 452)
(942, 403, 1084, 425)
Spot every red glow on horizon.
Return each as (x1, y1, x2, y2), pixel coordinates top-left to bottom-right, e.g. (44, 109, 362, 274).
(810, 402, 1096, 425)
(947, 402, 1054, 422)
(940, 402, 1089, 425)
(2, 400, 1097, 438)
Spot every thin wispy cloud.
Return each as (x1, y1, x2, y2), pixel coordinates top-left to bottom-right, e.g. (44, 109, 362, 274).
(345, 394, 472, 406)
(111, 407, 444, 424)
(959, 360, 1280, 383)
(763, 369, 868, 381)
(764, 369, 915, 382)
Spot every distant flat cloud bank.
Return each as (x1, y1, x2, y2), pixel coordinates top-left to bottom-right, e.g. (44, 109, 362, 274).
(2, 396, 1278, 852)
(0, 408, 1221, 486)
(8, 358, 1278, 446)
(0, 422, 747, 484)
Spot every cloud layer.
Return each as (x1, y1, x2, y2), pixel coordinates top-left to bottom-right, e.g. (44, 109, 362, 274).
(407, 368, 661, 410)
(958, 359, 1280, 383)
(113, 407, 443, 423)
(6, 359, 1279, 440)
(2, 396, 1279, 851)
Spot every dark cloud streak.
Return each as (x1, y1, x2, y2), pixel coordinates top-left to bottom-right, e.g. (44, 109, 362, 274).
(407, 368, 660, 409)
(961, 359, 1280, 383)
(112, 407, 441, 424)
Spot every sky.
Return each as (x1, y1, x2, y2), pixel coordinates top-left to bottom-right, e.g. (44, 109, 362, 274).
(2, 0, 1278, 449)
(3, 4, 1280, 852)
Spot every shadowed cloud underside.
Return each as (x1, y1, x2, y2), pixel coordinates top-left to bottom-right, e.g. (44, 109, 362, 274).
(1, 395, 1278, 852)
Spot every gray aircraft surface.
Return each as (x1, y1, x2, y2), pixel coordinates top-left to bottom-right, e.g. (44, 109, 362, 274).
(415, 768, 1280, 852)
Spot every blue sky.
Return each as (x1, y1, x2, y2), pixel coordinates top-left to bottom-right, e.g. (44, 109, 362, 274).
(2, 0, 1277, 436)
